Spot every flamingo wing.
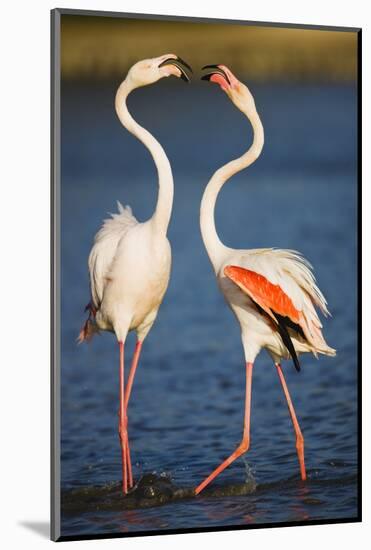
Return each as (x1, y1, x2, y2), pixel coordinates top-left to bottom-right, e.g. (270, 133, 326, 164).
(224, 249, 335, 368)
(225, 265, 300, 324)
(224, 264, 302, 370)
(88, 201, 138, 308)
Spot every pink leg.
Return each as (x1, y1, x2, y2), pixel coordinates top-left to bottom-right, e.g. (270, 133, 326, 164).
(118, 341, 128, 494)
(195, 362, 254, 495)
(275, 363, 307, 481)
(124, 340, 143, 489)
(126, 437, 133, 489)
(125, 341, 142, 409)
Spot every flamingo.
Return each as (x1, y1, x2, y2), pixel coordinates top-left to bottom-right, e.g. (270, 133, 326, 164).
(195, 64, 336, 495)
(78, 54, 192, 494)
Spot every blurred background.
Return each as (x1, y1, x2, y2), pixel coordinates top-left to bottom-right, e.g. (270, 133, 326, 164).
(60, 13, 358, 537)
(61, 15, 357, 81)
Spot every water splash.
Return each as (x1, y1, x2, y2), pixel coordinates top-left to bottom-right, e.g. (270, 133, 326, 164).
(61, 471, 257, 514)
(241, 457, 257, 489)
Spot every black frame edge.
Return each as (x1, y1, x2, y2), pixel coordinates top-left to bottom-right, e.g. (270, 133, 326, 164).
(55, 7, 360, 33)
(356, 27, 362, 522)
(58, 516, 361, 543)
(51, 7, 61, 543)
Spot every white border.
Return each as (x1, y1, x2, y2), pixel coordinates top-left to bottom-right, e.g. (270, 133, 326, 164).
(1, 1, 367, 548)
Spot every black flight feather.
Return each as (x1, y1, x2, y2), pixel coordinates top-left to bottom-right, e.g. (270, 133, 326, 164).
(250, 301, 302, 373)
(275, 314, 301, 372)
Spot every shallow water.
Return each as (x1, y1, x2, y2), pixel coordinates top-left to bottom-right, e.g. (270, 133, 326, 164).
(60, 80, 358, 537)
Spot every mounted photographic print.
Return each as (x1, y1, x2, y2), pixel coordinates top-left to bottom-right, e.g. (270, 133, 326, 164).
(51, 8, 361, 542)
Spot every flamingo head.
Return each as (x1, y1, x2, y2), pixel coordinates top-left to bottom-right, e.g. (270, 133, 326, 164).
(126, 54, 192, 88)
(201, 64, 256, 114)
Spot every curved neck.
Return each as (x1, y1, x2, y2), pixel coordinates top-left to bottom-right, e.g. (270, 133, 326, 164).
(200, 107, 264, 270)
(115, 80, 174, 235)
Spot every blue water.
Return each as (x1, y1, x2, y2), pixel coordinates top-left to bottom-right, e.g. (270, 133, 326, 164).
(60, 80, 358, 537)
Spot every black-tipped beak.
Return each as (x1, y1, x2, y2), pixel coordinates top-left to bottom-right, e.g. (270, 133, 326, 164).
(158, 56, 193, 82)
(201, 64, 231, 85)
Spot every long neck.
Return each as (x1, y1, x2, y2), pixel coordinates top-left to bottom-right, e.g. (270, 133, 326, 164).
(115, 80, 174, 235)
(200, 107, 264, 270)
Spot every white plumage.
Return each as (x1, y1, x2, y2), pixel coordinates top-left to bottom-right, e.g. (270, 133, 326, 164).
(79, 54, 191, 494)
(88, 202, 138, 312)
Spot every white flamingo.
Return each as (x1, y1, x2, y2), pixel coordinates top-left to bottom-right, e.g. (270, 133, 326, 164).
(195, 64, 335, 495)
(78, 54, 192, 494)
